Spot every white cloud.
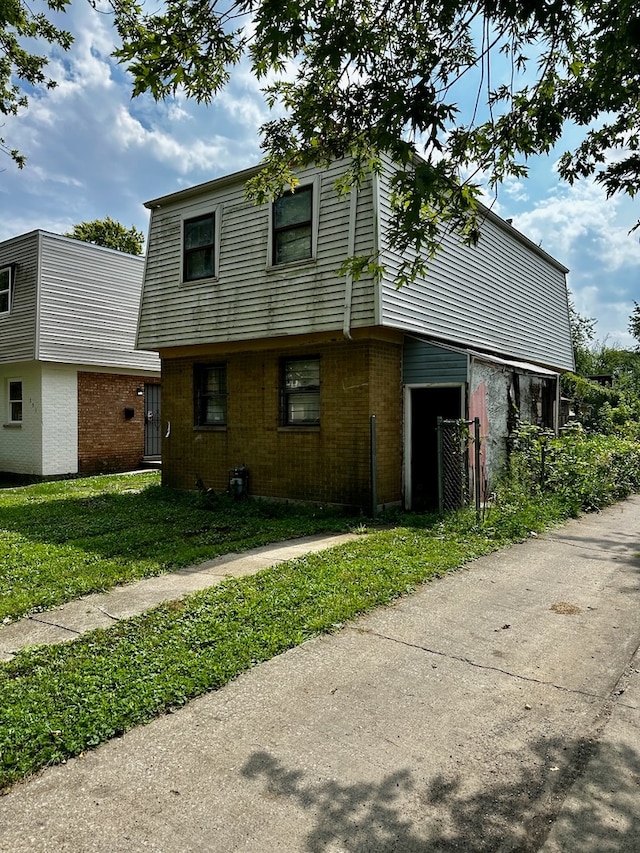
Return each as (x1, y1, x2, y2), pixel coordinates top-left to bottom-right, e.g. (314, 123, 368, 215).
(113, 107, 232, 173)
(513, 179, 640, 272)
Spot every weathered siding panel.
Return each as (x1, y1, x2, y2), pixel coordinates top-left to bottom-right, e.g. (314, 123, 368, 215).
(0, 231, 38, 363)
(37, 234, 160, 372)
(137, 161, 377, 350)
(403, 338, 468, 385)
(377, 166, 574, 372)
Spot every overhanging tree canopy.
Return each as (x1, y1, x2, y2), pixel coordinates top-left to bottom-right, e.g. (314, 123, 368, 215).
(4, 0, 639, 279)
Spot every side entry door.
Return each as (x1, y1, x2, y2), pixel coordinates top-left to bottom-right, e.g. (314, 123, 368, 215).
(144, 383, 162, 458)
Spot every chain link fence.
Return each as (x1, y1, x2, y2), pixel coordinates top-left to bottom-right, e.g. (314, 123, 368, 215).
(437, 417, 482, 518)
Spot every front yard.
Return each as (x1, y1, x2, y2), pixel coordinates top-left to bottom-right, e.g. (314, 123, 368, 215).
(0, 472, 355, 623)
(2, 431, 639, 791)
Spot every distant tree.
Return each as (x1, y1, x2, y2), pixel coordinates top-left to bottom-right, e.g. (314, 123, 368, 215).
(65, 217, 144, 255)
(629, 301, 640, 351)
(568, 299, 597, 376)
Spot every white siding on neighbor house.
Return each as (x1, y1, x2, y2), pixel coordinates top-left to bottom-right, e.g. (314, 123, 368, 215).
(376, 169, 575, 372)
(36, 234, 160, 372)
(40, 364, 78, 476)
(0, 231, 39, 363)
(137, 160, 378, 350)
(0, 361, 43, 475)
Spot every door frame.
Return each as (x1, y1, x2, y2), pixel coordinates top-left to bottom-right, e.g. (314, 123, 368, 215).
(403, 383, 466, 510)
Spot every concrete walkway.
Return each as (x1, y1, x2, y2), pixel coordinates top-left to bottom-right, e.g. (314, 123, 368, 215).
(0, 532, 360, 661)
(1, 499, 640, 851)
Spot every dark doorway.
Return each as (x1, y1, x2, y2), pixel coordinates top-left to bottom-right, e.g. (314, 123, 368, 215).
(410, 386, 462, 511)
(144, 383, 162, 458)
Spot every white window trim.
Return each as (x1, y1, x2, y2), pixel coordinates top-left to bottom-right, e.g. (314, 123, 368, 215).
(180, 203, 222, 286)
(266, 175, 320, 269)
(7, 378, 23, 424)
(0, 265, 12, 316)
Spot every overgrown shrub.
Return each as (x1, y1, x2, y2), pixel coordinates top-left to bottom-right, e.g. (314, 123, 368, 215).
(560, 372, 620, 431)
(493, 423, 640, 525)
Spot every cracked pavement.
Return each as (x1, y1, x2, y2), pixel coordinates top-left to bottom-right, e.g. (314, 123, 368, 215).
(1, 499, 639, 851)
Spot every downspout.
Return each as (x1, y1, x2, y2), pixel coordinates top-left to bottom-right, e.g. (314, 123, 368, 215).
(343, 185, 359, 340)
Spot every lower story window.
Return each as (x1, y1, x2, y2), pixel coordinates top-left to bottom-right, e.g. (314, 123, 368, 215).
(282, 357, 320, 425)
(8, 380, 22, 423)
(194, 364, 227, 425)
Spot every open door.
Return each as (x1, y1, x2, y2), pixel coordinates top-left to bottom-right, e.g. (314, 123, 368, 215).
(409, 386, 463, 511)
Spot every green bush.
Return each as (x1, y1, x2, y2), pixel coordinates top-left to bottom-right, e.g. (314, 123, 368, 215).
(495, 423, 640, 520)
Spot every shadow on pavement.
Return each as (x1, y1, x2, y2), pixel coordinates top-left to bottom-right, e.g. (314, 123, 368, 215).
(241, 734, 640, 852)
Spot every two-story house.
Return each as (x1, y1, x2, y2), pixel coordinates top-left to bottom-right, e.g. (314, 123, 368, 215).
(0, 231, 161, 480)
(136, 158, 574, 511)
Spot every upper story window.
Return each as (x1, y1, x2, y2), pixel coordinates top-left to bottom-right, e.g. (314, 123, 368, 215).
(0, 267, 11, 314)
(194, 364, 227, 426)
(8, 380, 22, 423)
(281, 357, 320, 425)
(272, 186, 313, 265)
(184, 213, 215, 281)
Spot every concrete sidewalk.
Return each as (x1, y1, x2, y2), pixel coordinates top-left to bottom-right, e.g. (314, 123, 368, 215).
(1, 498, 640, 851)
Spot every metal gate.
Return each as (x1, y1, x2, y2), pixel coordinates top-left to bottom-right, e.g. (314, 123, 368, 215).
(144, 383, 162, 457)
(437, 417, 481, 517)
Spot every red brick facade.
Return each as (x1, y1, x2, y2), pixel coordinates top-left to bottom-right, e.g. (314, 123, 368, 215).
(161, 337, 403, 509)
(77, 372, 160, 474)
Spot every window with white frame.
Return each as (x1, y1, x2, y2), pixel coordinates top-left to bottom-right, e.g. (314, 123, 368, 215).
(281, 357, 320, 425)
(272, 186, 313, 265)
(8, 380, 22, 423)
(183, 213, 215, 281)
(0, 267, 11, 314)
(194, 364, 227, 426)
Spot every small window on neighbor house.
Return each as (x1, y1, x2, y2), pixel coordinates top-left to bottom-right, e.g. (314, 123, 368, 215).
(0, 267, 11, 314)
(194, 364, 227, 426)
(8, 380, 22, 423)
(272, 186, 313, 265)
(184, 213, 215, 281)
(282, 357, 320, 425)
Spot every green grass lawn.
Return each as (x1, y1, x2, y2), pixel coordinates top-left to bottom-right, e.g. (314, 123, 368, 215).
(0, 469, 577, 791)
(0, 472, 357, 623)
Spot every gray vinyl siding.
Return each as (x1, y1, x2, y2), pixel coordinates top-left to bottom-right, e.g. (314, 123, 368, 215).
(36, 234, 159, 371)
(137, 161, 378, 350)
(0, 231, 39, 363)
(376, 168, 575, 373)
(403, 338, 468, 384)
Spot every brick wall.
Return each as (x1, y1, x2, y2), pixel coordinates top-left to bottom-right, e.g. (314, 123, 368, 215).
(161, 338, 403, 509)
(77, 372, 160, 474)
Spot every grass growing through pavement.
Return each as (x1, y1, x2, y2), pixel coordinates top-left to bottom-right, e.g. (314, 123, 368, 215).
(0, 472, 355, 623)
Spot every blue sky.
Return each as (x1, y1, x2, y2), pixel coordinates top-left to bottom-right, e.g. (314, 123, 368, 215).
(2, 3, 639, 348)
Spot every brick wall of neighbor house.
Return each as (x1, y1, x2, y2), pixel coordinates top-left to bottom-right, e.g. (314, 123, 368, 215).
(161, 339, 403, 508)
(77, 372, 159, 474)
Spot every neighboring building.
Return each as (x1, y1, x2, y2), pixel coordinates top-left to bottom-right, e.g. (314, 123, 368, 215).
(136, 158, 574, 511)
(0, 231, 161, 480)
